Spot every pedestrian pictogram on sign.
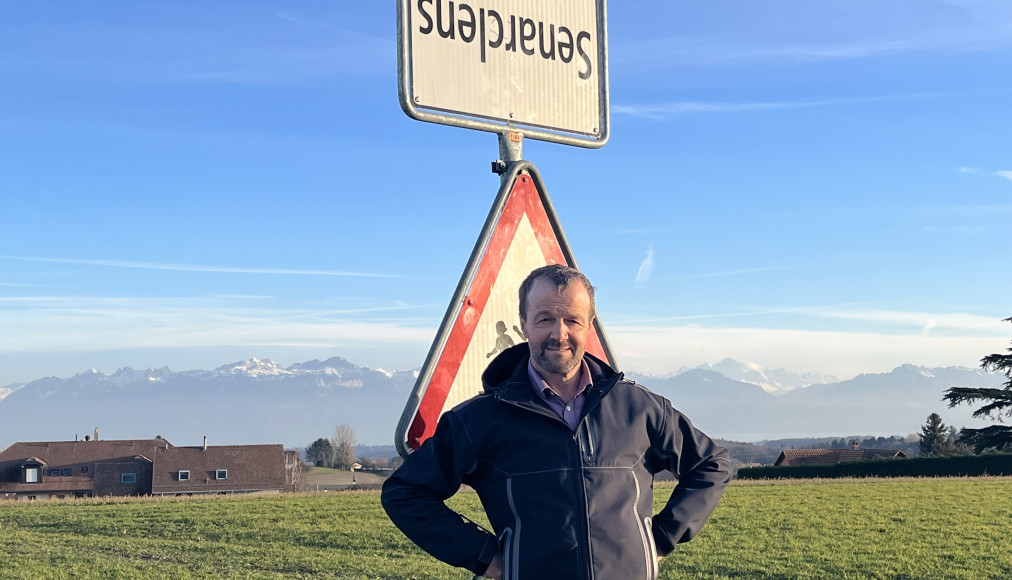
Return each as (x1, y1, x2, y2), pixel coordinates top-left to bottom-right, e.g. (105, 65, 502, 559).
(395, 161, 617, 456)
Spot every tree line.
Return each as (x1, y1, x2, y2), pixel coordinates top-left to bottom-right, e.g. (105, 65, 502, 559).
(305, 424, 358, 470)
(303, 424, 403, 471)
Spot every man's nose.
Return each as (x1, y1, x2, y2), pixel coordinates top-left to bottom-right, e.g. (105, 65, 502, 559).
(551, 320, 568, 341)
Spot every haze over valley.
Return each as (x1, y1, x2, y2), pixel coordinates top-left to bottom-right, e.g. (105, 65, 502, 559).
(0, 355, 1001, 450)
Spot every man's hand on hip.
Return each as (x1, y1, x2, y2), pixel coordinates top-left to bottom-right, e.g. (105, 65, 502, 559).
(476, 552, 503, 580)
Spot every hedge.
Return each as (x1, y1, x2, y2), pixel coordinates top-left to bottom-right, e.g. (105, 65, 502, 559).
(736, 452, 1012, 479)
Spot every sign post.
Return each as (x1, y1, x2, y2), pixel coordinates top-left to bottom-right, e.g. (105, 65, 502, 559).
(394, 162, 617, 456)
(393, 1, 613, 455)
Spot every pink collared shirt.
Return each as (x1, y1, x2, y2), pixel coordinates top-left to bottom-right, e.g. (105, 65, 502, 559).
(527, 359, 592, 431)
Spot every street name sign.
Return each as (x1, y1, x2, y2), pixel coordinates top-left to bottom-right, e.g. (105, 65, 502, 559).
(397, 0, 610, 148)
(394, 162, 617, 456)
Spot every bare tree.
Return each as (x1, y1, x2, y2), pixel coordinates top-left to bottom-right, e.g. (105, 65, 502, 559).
(331, 424, 357, 470)
(284, 449, 306, 491)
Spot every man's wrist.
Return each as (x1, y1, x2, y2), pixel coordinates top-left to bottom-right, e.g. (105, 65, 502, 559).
(473, 534, 499, 575)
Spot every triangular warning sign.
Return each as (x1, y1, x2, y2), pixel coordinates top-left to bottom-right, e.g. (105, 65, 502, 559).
(395, 161, 617, 455)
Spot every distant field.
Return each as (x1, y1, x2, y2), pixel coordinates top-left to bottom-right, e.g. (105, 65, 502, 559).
(1, 478, 1010, 579)
(303, 466, 387, 490)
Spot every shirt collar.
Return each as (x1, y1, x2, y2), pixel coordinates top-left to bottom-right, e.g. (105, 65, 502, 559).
(527, 358, 592, 403)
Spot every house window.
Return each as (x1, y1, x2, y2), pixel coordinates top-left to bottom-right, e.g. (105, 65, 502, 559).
(25, 468, 39, 483)
(121, 473, 137, 484)
(81, 466, 89, 474)
(61, 468, 73, 476)
(50, 469, 60, 477)
(215, 470, 228, 480)
(178, 470, 190, 481)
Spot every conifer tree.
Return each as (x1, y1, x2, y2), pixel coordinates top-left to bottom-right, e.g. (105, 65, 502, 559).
(306, 438, 334, 467)
(943, 317, 1012, 453)
(918, 413, 948, 455)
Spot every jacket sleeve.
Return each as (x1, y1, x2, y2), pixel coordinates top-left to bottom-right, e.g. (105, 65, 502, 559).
(647, 401, 733, 556)
(381, 409, 499, 575)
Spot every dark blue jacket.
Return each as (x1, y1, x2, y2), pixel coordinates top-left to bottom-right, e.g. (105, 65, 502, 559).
(382, 344, 732, 579)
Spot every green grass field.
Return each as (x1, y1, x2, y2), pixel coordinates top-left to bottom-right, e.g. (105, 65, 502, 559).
(1, 478, 1010, 579)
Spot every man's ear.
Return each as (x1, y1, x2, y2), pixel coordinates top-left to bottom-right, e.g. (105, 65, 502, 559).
(518, 318, 528, 339)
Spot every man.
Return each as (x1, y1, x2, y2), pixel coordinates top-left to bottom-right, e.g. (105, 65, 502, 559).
(382, 265, 732, 580)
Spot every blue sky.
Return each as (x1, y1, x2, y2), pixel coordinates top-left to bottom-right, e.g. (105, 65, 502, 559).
(1, 1, 1010, 387)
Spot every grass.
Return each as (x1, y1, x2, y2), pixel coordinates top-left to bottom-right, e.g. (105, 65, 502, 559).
(671, 477, 1012, 579)
(0, 478, 1009, 579)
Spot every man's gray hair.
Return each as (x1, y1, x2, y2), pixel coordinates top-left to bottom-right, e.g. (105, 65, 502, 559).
(518, 264, 596, 322)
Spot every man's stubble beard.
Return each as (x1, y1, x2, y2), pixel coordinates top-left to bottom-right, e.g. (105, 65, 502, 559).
(533, 339, 584, 377)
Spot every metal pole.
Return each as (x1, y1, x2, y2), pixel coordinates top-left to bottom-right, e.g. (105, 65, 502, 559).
(492, 130, 523, 184)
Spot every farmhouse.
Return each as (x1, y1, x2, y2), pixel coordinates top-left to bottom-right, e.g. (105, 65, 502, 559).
(775, 448, 910, 467)
(0, 433, 287, 500)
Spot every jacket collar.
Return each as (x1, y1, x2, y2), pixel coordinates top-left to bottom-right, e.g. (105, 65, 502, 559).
(482, 343, 623, 405)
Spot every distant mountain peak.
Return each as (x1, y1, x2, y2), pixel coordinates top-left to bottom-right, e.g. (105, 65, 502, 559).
(214, 358, 290, 377)
(286, 356, 358, 372)
(689, 358, 839, 395)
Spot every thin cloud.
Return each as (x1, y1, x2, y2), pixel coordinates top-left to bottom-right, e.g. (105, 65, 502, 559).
(615, 308, 803, 325)
(995, 170, 1012, 182)
(610, 304, 1005, 336)
(672, 264, 806, 282)
(956, 167, 979, 174)
(614, 38, 926, 69)
(813, 308, 1003, 333)
(608, 325, 1004, 380)
(0, 256, 400, 278)
(614, 90, 1001, 119)
(748, 40, 926, 62)
(0, 282, 64, 289)
(917, 203, 1012, 215)
(0, 296, 437, 355)
(634, 244, 654, 284)
(276, 12, 334, 30)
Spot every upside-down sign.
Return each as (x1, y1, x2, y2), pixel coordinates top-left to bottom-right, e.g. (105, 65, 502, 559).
(394, 161, 617, 456)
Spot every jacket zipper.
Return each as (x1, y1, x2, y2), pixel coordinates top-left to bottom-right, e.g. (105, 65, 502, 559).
(495, 375, 622, 579)
(579, 420, 595, 461)
(572, 426, 592, 579)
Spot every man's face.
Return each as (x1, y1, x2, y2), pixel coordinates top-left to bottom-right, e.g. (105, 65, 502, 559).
(520, 277, 594, 381)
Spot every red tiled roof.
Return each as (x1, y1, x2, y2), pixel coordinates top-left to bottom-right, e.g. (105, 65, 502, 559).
(0, 439, 170, 466)
(775, 449, 909, 466)
(0, 439, 169, 494)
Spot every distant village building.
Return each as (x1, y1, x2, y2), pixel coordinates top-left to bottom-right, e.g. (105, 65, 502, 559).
(0, 433, 288, 501)
(775, 440, 910, 467)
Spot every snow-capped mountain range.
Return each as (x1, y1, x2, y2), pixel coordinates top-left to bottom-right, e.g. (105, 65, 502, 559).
(631, 358, 840, 395)
(0, 357, 1003, 449)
